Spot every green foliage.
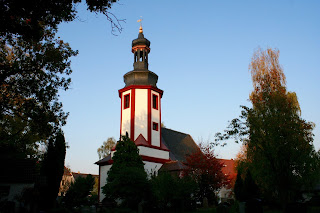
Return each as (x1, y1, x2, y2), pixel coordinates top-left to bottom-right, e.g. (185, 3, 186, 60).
(0, 31, 76, 158)
(245, 88, 317, 204)
(91, 176, 99, 195)
(234, 172, 245, 201)
(40, 132, 67, 209)
(183, 144, 228, 205)
(234, 170, 260, 202)
(63, 174, 95, 208)
(0, 0, 121, 159)
(1, 0, 122, 42)
(216, 48, 320, 207)
(102, 135, 149, 210)
(243, 170, 259, 200)
(150, 172, 197, 212)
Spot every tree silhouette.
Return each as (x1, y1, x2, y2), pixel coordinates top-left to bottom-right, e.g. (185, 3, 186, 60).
(216, 48, 320, 209)
(183, 144, 228, 204)
(102, 134, 149, 210)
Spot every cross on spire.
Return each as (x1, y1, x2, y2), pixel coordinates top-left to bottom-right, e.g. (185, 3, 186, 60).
(137, 17, 143, 33)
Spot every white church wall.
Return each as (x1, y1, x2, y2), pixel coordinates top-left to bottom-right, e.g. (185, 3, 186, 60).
(138, 146, 169, 159)
(151, 91, 160, 147)
(134, 89, 148, 140)
(143, 161, 163, 175)
(98, 161, 164, 202)
(111, 150, 115, 158)
(99, 164, 112, 202)
(121, 90, 131, 137)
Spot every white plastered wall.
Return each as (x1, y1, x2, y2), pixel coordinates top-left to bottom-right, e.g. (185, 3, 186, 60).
(143, 161, 163, 176)
(99, 164, 112, 202)
(151, 91, 160, 147)
(99, 161, 163, 202)
(134, 89, 148, 140)
(138, 146, 169, 160)
(121, 90, 131, 137)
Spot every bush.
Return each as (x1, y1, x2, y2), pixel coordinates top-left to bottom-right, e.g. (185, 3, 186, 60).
(149, 172, 197, 212)
(62, 175, 95, 208)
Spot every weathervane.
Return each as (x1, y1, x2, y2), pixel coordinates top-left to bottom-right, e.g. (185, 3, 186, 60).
(137, 16, 143, 33)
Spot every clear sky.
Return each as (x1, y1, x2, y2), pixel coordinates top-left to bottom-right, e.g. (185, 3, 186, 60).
(57, 0, 320, 174)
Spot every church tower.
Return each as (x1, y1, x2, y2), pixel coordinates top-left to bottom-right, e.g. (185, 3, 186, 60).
(96, 26, 202, 202)
(118, 26, 170, 171)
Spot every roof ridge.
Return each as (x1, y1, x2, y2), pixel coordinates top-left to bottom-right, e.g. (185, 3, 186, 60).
(72, 172, 98, 176)
(161, 127, 190, 136)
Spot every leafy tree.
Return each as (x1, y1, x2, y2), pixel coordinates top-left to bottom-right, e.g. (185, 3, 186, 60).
(59, 166, 73, 196)
(150, 172, 197, 212)
(0, 33, 76, 158)
(102, 134, 149, 210)
(0, 0, 122, 158)
(91, 176, 99, 196)
(0, 0, 123, 42)
(63, 174, 95, 208)
(216, 48, 319, 209)
(234, 171, 245, 202)
(97, 137, 116, 159)
(40, 131, 66, 209)
(183, 144, 229, 205)
(243, 170, 260, 200)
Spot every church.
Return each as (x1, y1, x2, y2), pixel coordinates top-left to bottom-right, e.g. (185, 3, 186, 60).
(95, 26, 235, 202)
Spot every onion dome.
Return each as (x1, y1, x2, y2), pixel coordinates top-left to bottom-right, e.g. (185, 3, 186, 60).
(132, 26, 151, 47)
(123, 26, 158, 87)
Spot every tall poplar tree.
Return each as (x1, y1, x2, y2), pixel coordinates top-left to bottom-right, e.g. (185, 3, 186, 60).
(216, 48, 320, 209)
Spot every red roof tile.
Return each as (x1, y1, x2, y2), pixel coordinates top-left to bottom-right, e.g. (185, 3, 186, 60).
(218, 159, 237, 181)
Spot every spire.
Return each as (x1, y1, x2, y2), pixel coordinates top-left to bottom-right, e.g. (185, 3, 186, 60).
(137, 17, 143, 34)
(123, 27, 158, 87)
(131, 25, 150, 70)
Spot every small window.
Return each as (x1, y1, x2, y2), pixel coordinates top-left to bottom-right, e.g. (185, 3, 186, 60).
(152, 94, 158, 110)
(153, 122, 159, 131)
(124, 94, 130, 109)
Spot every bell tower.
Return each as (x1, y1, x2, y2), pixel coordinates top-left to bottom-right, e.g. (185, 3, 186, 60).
(118, 26, 170, 170)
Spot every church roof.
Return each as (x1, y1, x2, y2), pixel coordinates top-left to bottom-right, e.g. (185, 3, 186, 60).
(219, 158, 237, 180)
(161, 127, 200, 162)
(95, 154, 112, 166)
(132, 31, 150, 47)
(63, 166, 73, 176)
(95, 128, 199, 166)
(72, 172, 98, 180)
(159, 160, 187, 172)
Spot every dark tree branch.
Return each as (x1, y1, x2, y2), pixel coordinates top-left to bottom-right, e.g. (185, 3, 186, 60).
(102, 11, 125, 36)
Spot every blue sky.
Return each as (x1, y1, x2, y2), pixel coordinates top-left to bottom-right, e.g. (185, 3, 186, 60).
(57, 0, 320, 174)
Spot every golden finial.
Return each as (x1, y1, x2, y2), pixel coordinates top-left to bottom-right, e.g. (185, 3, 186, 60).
(137, 16, 143, 33)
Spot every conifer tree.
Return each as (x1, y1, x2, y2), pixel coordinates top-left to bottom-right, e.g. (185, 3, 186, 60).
(102, 134, 149, 210)
(243, 170, 259, 200)
(234, 171, 245, 202)
(40, 131, 66, 209)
